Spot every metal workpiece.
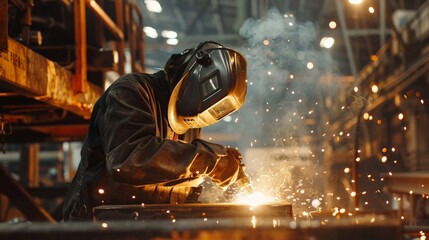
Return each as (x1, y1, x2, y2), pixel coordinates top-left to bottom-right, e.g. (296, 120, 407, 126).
(0, 214, 402, 240)
(93, 203, 293, 221)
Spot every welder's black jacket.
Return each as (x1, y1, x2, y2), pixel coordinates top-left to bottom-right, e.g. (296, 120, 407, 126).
(63, 71, 228, 221)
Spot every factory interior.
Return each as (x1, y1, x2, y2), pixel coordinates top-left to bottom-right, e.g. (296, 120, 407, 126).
(1, 0, 429, 239)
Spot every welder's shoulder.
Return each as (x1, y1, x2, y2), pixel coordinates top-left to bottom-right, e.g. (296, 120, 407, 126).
(107, 72, 157, 93)
(111, 72, 149, 86)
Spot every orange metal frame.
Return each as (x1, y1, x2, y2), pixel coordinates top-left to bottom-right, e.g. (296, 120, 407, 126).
(73, 0, 126, 93)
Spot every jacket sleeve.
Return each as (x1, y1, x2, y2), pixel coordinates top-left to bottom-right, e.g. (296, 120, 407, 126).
(102, 78, 227, 186)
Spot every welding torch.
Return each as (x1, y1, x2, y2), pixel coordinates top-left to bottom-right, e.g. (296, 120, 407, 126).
(223, 149, 254, 200)
(235, 162, 253, 192)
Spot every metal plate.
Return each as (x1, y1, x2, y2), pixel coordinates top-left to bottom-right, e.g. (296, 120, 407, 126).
(93, 203, 293, 221)
(0, 215, 402, 240)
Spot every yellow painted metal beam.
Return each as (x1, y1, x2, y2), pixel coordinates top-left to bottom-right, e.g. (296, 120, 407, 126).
(0, 37, 102, 119)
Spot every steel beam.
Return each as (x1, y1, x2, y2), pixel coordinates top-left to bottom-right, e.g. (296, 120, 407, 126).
(320, 29, 392, 37)
(365, 54, 429, 112)
(382, 172, 429, 225)
(86, 0, 124, 40)
(20, 143, 40, 188)
(335, 0, 357, 80)
(73, 0, 88, 93)
(0, 163, 55, 222)
(382, 172, 429, 195)
(185, 0, 210, 35)
(0, 37, 101, 119)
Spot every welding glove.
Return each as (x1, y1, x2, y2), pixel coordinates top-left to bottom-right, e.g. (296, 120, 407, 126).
(208, 147, 243, 190)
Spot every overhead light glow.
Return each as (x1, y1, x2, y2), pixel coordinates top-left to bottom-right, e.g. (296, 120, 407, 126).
(307, 62, 314, 70)
(371, 84, 379, 93)
(161, 30, 178, 39)
(349, 0, 363, 4)
(143, 26, 158, 38)
(145, 0, 162, 13)
(329, 21, 337, 29)
(369, 7, 375, 13)
(319, 37, 335, 48)
(166, 38, 178, 45)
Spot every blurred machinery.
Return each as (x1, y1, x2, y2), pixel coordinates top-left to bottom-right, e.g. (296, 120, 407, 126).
(322, 0, 429, 226)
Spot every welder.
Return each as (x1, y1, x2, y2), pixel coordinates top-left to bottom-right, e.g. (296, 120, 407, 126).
(63, 41, 252, 221)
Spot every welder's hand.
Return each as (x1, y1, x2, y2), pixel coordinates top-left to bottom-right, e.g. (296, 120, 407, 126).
(209, 148, 242, 190)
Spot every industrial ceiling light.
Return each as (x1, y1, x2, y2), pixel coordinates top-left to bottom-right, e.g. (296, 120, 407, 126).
(143, 26, 158, 38)
(161, 30, 178, 39)
(349, 0, 363, 4)
(166, 38, 178, 45)
(145, 0, 162, 13)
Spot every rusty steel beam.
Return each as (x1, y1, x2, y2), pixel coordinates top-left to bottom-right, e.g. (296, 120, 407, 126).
(86, 0, 124, 41)
(73, 0, 88, 93)
(21, 0, 34, 46)
(19, 144, 40, 188)
(0, 163, 55, 222)
(0, 37, 101, 119)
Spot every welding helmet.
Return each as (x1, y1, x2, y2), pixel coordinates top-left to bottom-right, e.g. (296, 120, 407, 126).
(167, 41, 247, 134)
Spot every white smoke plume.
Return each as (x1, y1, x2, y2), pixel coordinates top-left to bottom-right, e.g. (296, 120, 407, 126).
(209, 8, 341, 215)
